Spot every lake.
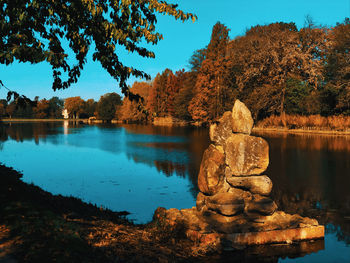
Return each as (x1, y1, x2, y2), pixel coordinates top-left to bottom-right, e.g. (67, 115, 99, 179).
(0, 121, 349, 262)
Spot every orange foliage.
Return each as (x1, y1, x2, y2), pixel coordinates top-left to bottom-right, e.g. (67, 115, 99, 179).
(189, 22, 232, 122)
(119, 81, 151, 122)
(64, 97, 85, 119)
(33, 99, 50, 118)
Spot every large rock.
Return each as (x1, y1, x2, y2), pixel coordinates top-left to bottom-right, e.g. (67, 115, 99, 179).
(202, 211, 249, 233)
(226, 175, 273, 196)
(224, 134, 269, 176)
(204, 188, 252, 216)
(209, 188, 252, 204)
(231, 99, 254, 135)
(181, 208, 211, 232)
(245, 195, 277, 216)
(206, 202, 245, 216)
(209, 111, 233, 145)
(196, 192, 207, 212)
(197, 144, 226, 195)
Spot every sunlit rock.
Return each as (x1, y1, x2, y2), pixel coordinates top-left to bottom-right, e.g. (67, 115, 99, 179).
(197, 144, 226, 195)
(209, 111, 233, 145)
(226, 175, 273, 196)
(205, 190, 250, 216)
(196, 192, 206, 212)
(245, 195, 278, 216)
(224, 134, 269, 176)
(231, 99, 254, 135)
(181, 208, 211, 233)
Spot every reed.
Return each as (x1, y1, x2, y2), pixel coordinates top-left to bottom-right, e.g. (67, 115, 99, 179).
(257, 114, 350, 131)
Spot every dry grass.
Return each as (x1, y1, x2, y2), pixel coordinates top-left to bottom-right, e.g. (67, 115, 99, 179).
(257, 115, 350, 132)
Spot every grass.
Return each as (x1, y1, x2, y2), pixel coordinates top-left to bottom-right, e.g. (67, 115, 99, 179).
(256, 114, 350, 132)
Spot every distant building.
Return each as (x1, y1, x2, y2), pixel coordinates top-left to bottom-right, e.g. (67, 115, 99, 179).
(62, 109, 69, 119)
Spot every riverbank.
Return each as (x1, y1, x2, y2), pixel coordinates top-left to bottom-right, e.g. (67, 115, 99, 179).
(2, 117, 350, 137)
(0, 118, 124, 124)
(0, 164, 212, 262)
(252, 127, 350, 136)
(1, 118, 68, 122)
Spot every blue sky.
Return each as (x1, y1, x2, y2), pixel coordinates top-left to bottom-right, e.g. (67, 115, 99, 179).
(1, 0, 349, 101)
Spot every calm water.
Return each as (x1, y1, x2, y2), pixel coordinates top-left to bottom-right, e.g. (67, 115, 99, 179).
(0, 122, 349, 262)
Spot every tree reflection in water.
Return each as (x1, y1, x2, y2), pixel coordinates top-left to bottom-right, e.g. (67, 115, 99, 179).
(255, 131, 350, 246)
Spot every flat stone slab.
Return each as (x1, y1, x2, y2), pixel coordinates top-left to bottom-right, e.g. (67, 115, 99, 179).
(225, 225, 324, 246)
(154, 207, 324, 249)
(186, 225, 324, 248)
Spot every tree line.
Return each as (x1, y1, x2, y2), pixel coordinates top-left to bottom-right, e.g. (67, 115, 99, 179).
(119, 18, 350, 124)
(0, 93, 122, 121)
(2, 18, 350, 124)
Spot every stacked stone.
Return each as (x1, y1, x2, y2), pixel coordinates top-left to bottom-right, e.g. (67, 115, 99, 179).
(195, 100, 278, 233)
(153, 99, 323, 248)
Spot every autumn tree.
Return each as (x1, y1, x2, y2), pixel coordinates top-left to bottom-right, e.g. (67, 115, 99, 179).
(189, 22, 232, 122)
(48, 97, 64, 118)
(227, 22, 325, 119)
(96, 92, 122, 121)
(33, 98, 50, 118)
(0, 0, 195, 102)
(324, 18, 350, 115)
(119, 81, 151, 122)
(173, 71, 196, 120)
(147, 69, 175, 117)
(0, 101, 6, 117)
(188, 48, 206, 72)
(64, 96, 85, 119)
(82, 99, 97, 118)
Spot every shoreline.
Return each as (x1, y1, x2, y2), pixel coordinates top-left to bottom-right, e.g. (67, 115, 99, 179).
(2, 118, 350, 136)
(0, 118, 124, 124)
(0, 164, 203, 262)
(252, 127, 350, 136)
(1, 118, 72, 122)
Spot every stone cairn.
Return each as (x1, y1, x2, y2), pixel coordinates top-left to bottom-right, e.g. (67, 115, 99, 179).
(154, 100, 324, 248)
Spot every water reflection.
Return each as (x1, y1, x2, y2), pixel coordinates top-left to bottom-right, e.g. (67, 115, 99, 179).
(0, 122, 209, 221)
(1, 122, 350, 261)
(254, 131, 350, 247)
(0, 121, 84, 144)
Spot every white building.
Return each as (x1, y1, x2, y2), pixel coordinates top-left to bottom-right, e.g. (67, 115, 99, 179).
(62, 109, 69, 119)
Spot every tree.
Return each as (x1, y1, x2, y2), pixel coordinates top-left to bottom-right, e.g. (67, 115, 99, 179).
(5, 102, 16, 119)
(188, 48, 206, 72)
(0, 101, 5, 117)
(227, 22, 325, 119)
(83, 99, 97, 118)
(33, 98, 50, 118)
(48, 97, 64, 118)
(284, 79, 314, 115)
(0, 0, 196, 98)
(189, 22, 231, 122)
(64, 96, 85, 119)
(173, 71, 196, 120)
(324, 18, 350, 115)
(147, 68, 174, 117)
(119, 81, 151, 122)
(96, 92, 122, 121)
